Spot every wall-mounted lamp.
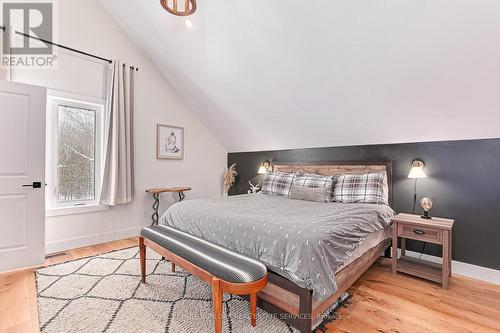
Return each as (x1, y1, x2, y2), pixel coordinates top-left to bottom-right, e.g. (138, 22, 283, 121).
(408, 160, 427, 179)
(408, 160, 427, 214)
(258, 160, 271, 174)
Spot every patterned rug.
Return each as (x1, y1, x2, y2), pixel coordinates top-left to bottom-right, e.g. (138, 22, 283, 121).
(36, 247, 349, 332)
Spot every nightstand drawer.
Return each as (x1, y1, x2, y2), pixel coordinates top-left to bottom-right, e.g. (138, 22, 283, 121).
(397, 223, 442, 244)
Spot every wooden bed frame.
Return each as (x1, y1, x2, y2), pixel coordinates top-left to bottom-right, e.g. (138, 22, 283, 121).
(254, 161, 393, 332)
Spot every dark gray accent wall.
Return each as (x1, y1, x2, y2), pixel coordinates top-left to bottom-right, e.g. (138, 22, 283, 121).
(227, 138, 500, 271)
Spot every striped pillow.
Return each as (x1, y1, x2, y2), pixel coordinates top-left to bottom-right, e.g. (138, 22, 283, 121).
(261, 172, 296, 197)
(291, 173, 334, 203)
(332, 172, 387, 205)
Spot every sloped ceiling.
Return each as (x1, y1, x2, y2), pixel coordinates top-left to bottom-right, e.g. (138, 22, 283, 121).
(101, 0, 500, 152)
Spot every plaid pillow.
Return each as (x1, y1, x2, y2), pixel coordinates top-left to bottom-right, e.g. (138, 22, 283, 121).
(292, 173, 334, 203)
(261, 172, 296, 197)
(332, 172, 387, 205)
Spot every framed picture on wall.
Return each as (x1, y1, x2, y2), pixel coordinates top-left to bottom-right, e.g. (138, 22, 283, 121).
(157, 124, 184, 160)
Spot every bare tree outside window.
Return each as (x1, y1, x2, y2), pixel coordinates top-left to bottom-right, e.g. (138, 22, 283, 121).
(56, 105, 96, 202)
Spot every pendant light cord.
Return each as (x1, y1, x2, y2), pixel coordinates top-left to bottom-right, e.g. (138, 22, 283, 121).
(412, 178, 427, 259)
(412, 177, 427, 258)
(412, 178, 418, 214)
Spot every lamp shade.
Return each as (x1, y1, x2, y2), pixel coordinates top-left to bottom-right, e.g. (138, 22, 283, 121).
(258, 166, 268, 174)
(408, 160, 427, 179)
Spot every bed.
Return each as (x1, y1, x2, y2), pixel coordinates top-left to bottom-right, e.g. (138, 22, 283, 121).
(159, 161, 394, 332)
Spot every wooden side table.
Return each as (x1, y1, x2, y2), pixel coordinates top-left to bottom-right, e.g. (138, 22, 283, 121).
(145, 187, 191, 225)
(391, 213, 454, 289)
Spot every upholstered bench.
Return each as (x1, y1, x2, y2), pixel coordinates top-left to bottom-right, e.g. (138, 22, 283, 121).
(139, 225, 268, 333)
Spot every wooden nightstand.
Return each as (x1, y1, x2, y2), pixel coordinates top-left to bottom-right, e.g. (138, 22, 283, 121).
(391, 213, 454, 289)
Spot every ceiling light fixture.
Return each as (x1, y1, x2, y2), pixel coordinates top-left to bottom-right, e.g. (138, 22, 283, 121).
(185, 19, 193, 28)
(160, 0, 197, 16)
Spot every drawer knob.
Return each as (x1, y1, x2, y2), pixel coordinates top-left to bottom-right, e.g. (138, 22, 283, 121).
(413, 229, 426, 235)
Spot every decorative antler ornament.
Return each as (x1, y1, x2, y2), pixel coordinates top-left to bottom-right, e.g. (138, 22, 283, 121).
(247, 181, 261, 194)
(160, 0, 197, 16)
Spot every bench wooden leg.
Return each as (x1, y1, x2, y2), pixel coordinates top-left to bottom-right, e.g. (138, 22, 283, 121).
(250, 293, 257, 327)
(172, 263, 176, 272)
(212, 278, 223, 333)
(139, 237, 146, 283)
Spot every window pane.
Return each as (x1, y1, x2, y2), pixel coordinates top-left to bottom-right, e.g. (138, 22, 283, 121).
(57, 105, 96, 202)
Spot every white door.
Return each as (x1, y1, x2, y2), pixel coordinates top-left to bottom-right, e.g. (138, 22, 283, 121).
(0, 81, 46, 272)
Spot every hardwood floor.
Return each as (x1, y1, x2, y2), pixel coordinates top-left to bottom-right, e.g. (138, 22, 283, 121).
(327, 260, 500, 333)
(1, 237, 499, 333)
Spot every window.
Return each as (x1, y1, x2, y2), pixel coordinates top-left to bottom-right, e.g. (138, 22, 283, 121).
(46, 92, 105, 212)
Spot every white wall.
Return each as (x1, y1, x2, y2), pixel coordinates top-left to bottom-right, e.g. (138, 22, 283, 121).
(103, 0, 500, 152)
(1, 0, 227, 253)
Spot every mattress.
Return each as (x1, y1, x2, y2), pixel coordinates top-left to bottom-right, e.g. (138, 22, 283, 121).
(334, 227, 391, 273)
(160, 194, 394, 301)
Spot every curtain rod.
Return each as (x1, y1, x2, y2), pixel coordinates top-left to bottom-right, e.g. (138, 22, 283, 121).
(0, 25, 138, 71)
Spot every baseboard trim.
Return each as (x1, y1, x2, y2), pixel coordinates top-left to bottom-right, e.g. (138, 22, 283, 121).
(394, 248, 500, 285)
(45, 226, 142, 255)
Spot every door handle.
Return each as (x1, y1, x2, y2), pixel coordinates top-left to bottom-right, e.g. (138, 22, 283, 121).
(22, 182, 42, 188)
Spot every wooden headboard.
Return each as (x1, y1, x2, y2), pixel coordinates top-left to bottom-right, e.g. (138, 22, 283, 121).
(272, 161, 393, 206)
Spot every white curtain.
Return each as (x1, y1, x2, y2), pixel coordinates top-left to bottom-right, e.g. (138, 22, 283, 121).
(100, 61, 135, 206)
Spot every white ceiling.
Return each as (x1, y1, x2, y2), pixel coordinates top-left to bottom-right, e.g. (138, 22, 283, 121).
(101, 0, 500, 152)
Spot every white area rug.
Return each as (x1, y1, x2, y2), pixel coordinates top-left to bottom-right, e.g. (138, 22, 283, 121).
(36, 247, 347, 332)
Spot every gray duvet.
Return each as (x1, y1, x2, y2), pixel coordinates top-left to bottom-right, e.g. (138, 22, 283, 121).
(159, 194, 394, 301)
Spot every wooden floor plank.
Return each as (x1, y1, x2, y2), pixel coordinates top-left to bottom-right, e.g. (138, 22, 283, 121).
(0, 269, 39, 333)
(358, 275, 500, 331)
(1, 238, 499, 333)
(329, 259, 500, 333)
